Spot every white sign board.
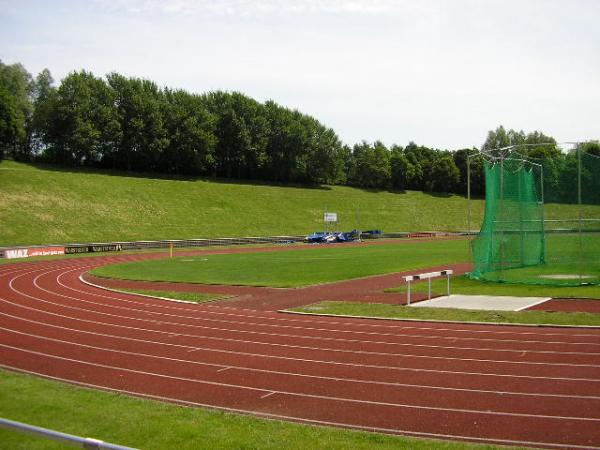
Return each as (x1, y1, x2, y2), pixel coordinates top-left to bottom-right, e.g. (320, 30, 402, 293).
(324, 212, 338, 223)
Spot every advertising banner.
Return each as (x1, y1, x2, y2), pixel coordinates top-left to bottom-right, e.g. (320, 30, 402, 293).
(64, 244, 123, 254)
(4, 246, 65, 259)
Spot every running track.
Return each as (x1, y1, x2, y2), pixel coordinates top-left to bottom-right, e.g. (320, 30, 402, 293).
(1, 247, 599, 449)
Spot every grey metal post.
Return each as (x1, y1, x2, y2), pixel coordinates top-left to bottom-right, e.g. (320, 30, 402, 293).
(406, 280, 411, 305)
(467, 153, 471, 234)
(578, 144, 583, 282)
(428, 278, 432, 300)
(540, 164, 546, 264)
(499, 154, 505, 278)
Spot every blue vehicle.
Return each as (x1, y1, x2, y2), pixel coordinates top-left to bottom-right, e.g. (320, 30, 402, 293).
(306, 231, 333, 243)
(307, 230, 360, 243)
(336, 230, 359, 242)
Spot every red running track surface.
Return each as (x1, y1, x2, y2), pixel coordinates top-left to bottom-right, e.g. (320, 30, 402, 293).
(1, 247, 599, 450)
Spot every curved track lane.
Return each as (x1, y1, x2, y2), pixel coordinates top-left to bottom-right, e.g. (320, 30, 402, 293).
(1, 250, 600, 449)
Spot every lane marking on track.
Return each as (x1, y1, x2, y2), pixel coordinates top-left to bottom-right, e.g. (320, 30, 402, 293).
(13, 268, 600, 359)
(1, 363, 595, 450)
(5, 294, 600, 375)
(71, 272, 600, 347)
(260, 391, 277, 399)
(9, 257, 596, 341)
(2, 342, 599, 423)
(4, 325, 600, 401)
(2, 312, 599, 386)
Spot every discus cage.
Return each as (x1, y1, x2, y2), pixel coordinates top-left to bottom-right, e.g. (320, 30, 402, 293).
(467, 142, 600, 286)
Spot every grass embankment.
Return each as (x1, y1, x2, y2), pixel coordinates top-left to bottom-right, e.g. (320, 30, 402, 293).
(91, 240, 470, 288)
(0, 159, 479, 245)
(0, 369, 517, 450)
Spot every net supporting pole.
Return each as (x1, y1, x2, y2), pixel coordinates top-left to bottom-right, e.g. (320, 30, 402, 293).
(518, 166, 524, 266)
(578, 144, 583, 283)
(467, 154, 473, 261)
(499, 156, 504, 277)
(467, 154, 471, 233)
(540, 164, 545, 264)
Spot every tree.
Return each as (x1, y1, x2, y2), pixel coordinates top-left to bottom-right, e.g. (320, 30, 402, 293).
(349, 141, 391, 189)
(162, 89, 217, 175)
(431, 153, 460, 193)
(106, 73, 167, 171)
(0, 60, 33, 159)
(30, 68, 56, 155)
(453, 148, 484, 196)
(45, 71, 121, 166)
(390, 144, 412, 191)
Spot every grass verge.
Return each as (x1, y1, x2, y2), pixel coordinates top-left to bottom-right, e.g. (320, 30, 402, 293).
(292, 301, 600, 326)
(118, 287, 228, 303)
(0, 369, 518, 450)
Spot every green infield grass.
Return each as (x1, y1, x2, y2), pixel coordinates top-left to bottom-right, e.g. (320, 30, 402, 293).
(0, 369, 518, 450)
(91, 240, 470, 288)
(118, 287, 228, 303)
(292, 301, 600, 327)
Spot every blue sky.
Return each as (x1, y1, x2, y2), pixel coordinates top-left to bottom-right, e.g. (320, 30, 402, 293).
(1, 0, 599, 149)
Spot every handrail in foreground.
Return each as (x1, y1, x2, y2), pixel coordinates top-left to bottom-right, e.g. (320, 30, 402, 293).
(0, 417, 139, 450)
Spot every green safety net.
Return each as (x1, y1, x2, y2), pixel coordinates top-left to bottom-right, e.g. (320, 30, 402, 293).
(470, 147, 600, 286)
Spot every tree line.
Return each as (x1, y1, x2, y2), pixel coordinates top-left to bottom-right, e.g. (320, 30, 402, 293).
(1, 60, 598, 199)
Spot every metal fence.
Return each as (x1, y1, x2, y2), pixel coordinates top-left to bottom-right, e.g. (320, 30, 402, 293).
(0, 417, 138, 449)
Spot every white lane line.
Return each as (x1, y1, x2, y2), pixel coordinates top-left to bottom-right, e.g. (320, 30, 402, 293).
(16, 270, 600, 358)
(2, 311, 599, 384)
(260, 391, 277, 399)
(73, 272, 600, 347)
(11, 259, 599, 346)
(2, 343, 599, 423)
(67, 269, 600, 344)
(6, 254, 600, 341)
(4, 325, 599, 401)
(4, 293, 600, 376)
(1, 364, 593, 450)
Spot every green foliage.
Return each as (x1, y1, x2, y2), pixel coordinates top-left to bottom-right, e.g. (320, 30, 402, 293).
(44, 71, 121, 166)
(3, 59, 599, 204)
(349, 141, 391, 189)
(431, 152, 460, 193)
(0, 60, 33, 159)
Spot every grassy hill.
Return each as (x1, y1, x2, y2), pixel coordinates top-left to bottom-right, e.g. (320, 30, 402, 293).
(0, 160, 483, 246)
(4, 158, 594, 247)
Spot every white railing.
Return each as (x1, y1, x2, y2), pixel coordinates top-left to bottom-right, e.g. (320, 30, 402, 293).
(0, 418, 138, 450)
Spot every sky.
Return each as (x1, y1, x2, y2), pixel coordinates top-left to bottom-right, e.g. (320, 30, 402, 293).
(1, 0, 599, 149)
